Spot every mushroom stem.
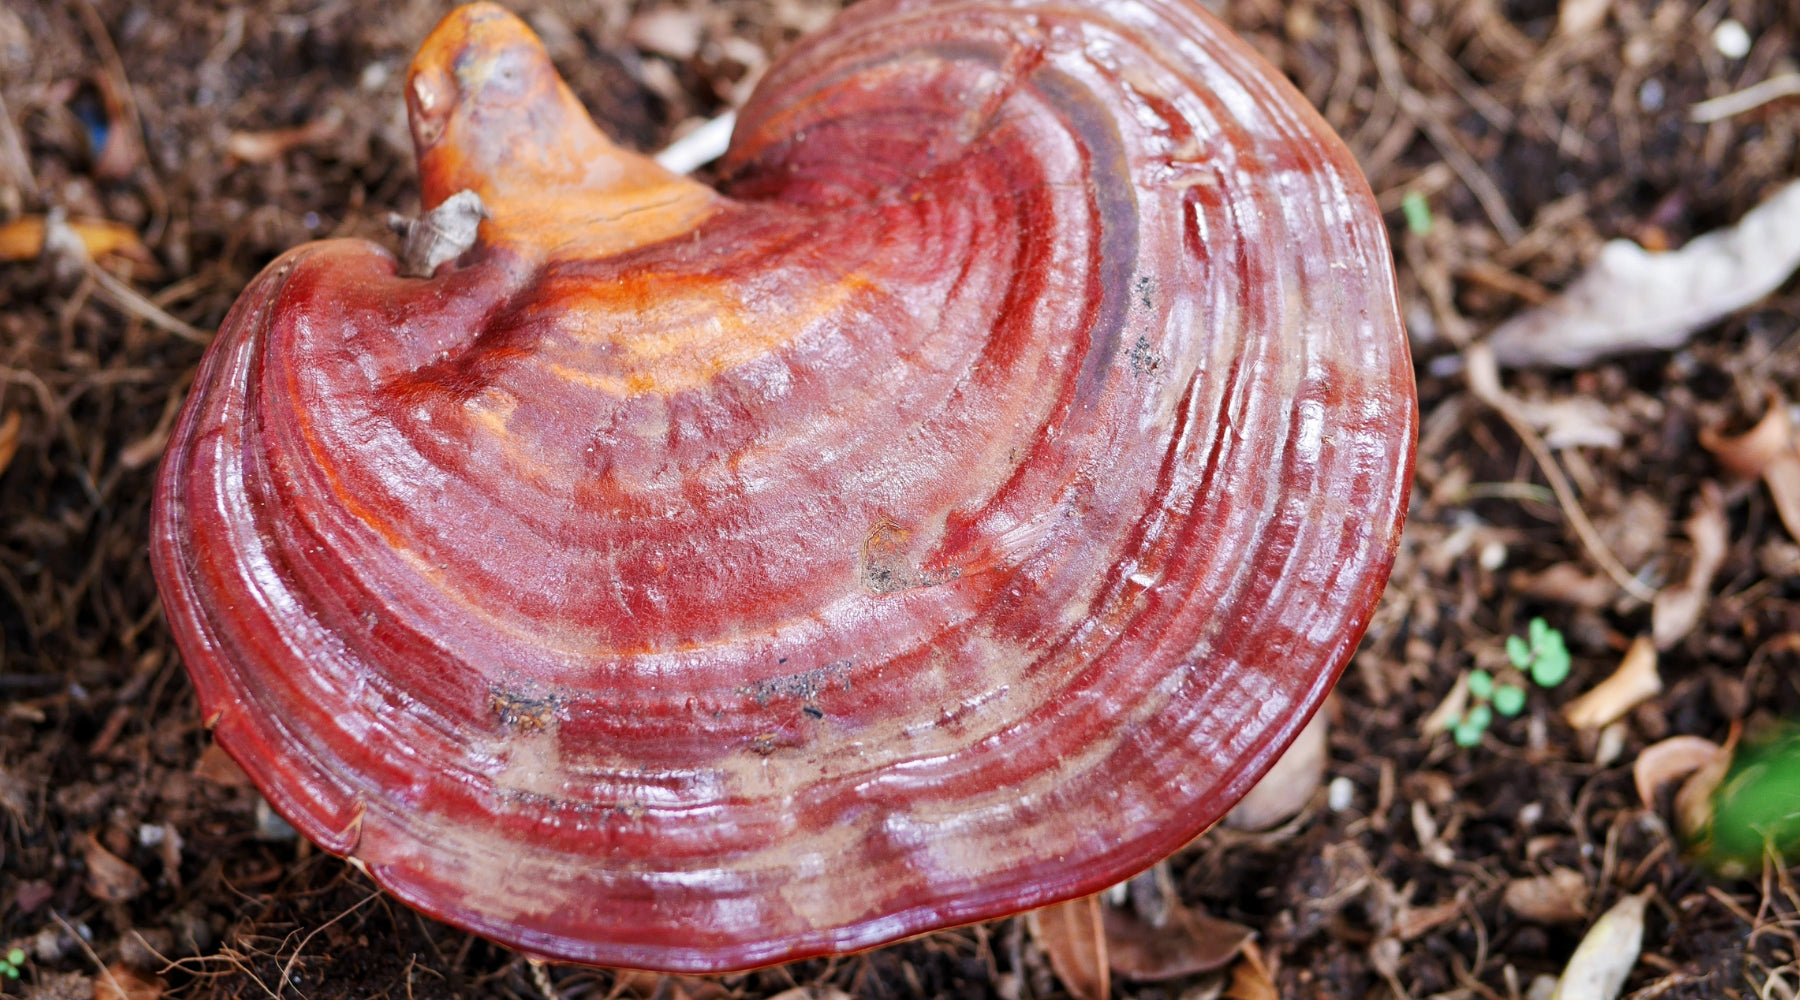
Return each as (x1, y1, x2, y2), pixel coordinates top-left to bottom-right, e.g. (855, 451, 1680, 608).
(406, 2, 717, 261)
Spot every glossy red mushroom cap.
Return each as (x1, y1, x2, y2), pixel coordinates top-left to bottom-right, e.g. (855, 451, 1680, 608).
(151, 0, 1415, 972)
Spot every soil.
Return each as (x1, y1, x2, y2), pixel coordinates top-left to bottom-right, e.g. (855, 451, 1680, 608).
(2, 0, 1799, 998)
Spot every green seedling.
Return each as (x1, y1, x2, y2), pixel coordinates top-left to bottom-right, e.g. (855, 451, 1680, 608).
(1507, 616, 1571, 687)
(0, 947, 26, 980)
(1451, 618, 1568, 746)
(1402, 190, 1434, 236)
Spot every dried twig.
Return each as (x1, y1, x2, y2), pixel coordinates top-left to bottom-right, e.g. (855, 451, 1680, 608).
(42, 210, 210, 344)
(0, 91, 36, 198)
(276, 891, 380, 998)
(1359, 0, 1524, 243)
(1691, 73, 1800, 124)
(1463, 344, 1657, 603)
(50, 911, 130, 1000)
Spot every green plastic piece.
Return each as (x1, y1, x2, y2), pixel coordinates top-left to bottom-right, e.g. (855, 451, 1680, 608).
(1700, 725, 1800, 873)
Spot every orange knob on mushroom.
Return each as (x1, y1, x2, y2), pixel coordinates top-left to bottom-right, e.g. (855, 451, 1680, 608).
(151, 0, 1415, 973)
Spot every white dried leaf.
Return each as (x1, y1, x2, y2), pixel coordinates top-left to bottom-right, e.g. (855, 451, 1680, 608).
(1517, 397, 1624, 450)
(655, 112, 738, 175)
(1551, 890, 1650, 1000)
(1633, 735, 1725, 809)
(1651, 483, 1729, 649)
(396, 190, 486, 278)
(1594, 721, 1628, 767)
(1486, 179, 1800, 368)
(626, 9, 704, 60)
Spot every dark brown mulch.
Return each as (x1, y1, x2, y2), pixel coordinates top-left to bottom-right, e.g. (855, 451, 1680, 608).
(3, 0, 1799, 998)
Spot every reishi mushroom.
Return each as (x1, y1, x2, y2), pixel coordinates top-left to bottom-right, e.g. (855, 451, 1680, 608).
(150, 0, 1416, 973)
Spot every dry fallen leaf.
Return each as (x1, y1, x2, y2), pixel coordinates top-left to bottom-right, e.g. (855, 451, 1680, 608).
(89, 69, 142, 181)
(1517, 397, 1624, 450)
(1701, 401, 1800, 544)
(1392, 895, 1464, 941)
(1765, 457, 1800, 548)
(1700, 401, 1791, 479)
(1651, 484, 1728, 649)
(1674, 727, 1739, 842)
(1512, 563, 1618, 610)
(615, 972, 734, 1000)
(94, 963, 164, 1000)
(1486, 178, 1800, 368)
(0, 214, 150, 265)
(192, 742, 252, 787)
(765, 987, 852, 1000)
(1594, 721, 1629, 768)
(1551, 889, 1651, 1000)
(1634, 735, 1726, 809)
(627, 8, 705, 60)
(226, 107, 344, 164)
(1564, 636, 1661, 730)
(1504, 868, 1591, 924)
(80, 832, 147, 904)
(1027, 894, 1109, 1000)
(1225, 708, 1327, 831)
(1225, 940, 1279, 1000)
(1103, 894, 1254, 980)
(0, 411, 20, 477)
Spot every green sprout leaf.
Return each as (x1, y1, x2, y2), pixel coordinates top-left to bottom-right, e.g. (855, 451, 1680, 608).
(1493, 684, 1527, 717)
(1506, 634, 1532, 671)
(1452, 718, 1484, 747)
(1504, 618, 1573, 688)
(4, 949, 20, 967)
(1402, 190, 1434, 236)
(1530, 641, 1571, 688)
(1465, 703, 1493, 732)
(1468, 669, 1494, 699)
